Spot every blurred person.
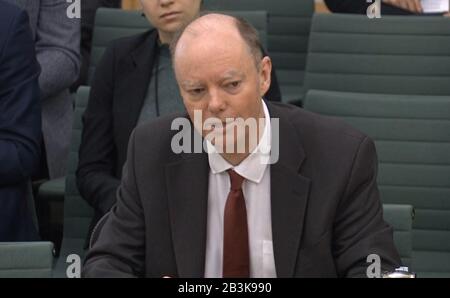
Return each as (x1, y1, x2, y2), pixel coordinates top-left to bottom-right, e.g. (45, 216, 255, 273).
(5, 0, 81, 179)
(83, 13, 401, 278)
(0, 0, 42, 241)
(77, 0, 282, 244)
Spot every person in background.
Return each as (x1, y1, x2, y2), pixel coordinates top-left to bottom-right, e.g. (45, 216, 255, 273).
(0, 0, 42, 241)
(71, 0, 122, 91)
(76, 0, 282, 243)
(5, 0, 81, 180)
(324, 0, 449, 15)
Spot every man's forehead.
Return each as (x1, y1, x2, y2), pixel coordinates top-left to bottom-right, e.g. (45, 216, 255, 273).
(176, 14, 241, 52)
(184, 14, 237, 36)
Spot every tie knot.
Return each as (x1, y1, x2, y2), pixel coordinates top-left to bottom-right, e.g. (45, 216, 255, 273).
(228, 170, 245, 191)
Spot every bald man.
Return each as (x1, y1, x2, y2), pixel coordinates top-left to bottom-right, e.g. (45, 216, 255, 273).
(83, 13, 401, 278)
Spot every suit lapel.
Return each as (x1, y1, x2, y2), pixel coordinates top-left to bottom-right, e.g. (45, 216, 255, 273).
(165, 147, 209, 278)
(268, 103, 311, 277)
(116, 30, 158, 148)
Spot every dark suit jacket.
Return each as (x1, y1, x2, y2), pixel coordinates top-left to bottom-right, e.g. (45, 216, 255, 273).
(83, 102, 401, 277)
(0, 1, 42, 241)
(324, 0, 413, 15)
(76, 29, 283, 240)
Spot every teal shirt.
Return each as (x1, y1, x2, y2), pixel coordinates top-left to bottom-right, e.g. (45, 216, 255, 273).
(137, 43, 185, 124)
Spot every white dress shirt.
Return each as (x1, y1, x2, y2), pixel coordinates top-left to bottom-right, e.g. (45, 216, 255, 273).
(204, 100, 276, 278)
(421, 0, 448, 13)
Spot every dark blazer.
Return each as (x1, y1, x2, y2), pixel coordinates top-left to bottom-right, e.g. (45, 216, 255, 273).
(76, 29, 283, 239)
(83, 102, 401, 278)
(324, 0, 413, 15)
(0, 1, 41, 241)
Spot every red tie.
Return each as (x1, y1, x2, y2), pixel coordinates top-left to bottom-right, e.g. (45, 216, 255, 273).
(223, 170, 250, 278)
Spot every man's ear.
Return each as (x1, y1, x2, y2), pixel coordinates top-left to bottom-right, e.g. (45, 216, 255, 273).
(259, 56, 272, 97)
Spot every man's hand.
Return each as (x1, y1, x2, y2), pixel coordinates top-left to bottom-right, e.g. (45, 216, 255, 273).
(383, 0, 423, 13)
(445, 12, 450, 17)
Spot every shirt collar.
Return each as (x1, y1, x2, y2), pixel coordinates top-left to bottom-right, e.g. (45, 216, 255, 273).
(207, 100, 271, 184)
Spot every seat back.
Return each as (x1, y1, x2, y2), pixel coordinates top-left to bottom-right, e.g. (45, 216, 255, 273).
(53, 87, 93, 277)
(304, 89, 450, 277)
(0, 242, 54, 278)
(382, 204, 414, 268)
(89, 8, 152, 83)
(203, 0, 315, 102)
(304, 14, 450, 96)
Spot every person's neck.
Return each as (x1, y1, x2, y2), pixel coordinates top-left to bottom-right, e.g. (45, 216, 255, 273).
(221, 152, 251, 167)
(158, 30, 173, 45)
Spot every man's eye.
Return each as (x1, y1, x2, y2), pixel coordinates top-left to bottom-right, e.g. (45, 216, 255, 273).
(228, 81, 241, 88)
(189, 88, 205, 95)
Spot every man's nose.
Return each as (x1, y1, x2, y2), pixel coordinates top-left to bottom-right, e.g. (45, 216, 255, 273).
(160, 0, 174, 7)
(207, 89, 226, 114)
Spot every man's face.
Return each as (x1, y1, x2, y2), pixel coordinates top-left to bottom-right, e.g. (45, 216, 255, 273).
(174, 26, 272, 153)
(140, 0, 201, 36)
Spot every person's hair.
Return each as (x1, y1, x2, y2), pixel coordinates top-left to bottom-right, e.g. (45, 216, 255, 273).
(170, 12, 264, 68)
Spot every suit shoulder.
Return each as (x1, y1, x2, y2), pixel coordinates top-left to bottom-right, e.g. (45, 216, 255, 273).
(133, 112, 188, 146)
(108, 29, 156, 56)
(127, 113, 190, 166)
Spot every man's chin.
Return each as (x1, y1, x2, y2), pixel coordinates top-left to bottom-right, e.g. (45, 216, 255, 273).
(209, 137, 252, 155)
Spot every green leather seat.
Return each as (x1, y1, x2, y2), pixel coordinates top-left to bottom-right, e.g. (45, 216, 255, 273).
(0, 242, 54, 278)
(203, 0, 314, 103)
(303, 13, 450, 277)
(382, 204, 414, 268)
(52, 87, 93, 277)
(38, 177, 65, 201)
(304, 89, 450, 277)
(304, 14, 450, 96)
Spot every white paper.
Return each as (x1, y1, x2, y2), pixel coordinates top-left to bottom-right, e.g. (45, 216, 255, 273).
(421, 0, 449, 13)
